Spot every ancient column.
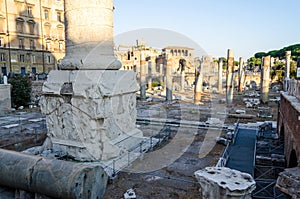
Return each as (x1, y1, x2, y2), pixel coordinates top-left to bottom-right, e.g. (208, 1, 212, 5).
(284, 51, 291, 91)
(166, 57, 173, 101)
(194, 66, 202, 103)
(260, 56, 271, 103)
(297, 58, 300, 80)
(181, 70, 185, 92)
(226, 49, 234, 104)
(41, 0, 143, 161)
(147, 61, 152, 90)
(160, 63, 164, 85)
(59, 0, 121, 70)
(0, 149, 108, 199)
(140, 51, 147, 99)
(218, 58, 223, 93)
(238, 57, 243, 92)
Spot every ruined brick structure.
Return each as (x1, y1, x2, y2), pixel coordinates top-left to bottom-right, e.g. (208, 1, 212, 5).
(278, 79, 300, 167)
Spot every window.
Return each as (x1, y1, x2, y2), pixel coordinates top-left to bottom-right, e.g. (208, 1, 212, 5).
(31, 55, 36, 63)
(28, 21, 35, 34)
(19, 38, 24, 49)
(57, 12, 62, 22)
(21, 67, 26, 75)
(0, 37, 3, 47)
(57, 25, 63, 40)
(16, 19, 24, 33)
(30, 39, 35, 49)
(47, 55, 51, 63)
(44, 10, 49, 20)
(19, 54, 25, 62)
(0, 53, 5, 61)
(59, 41, 63, 51)
(44, 23, 51, 37)
(0, 18, 4, 33)
(1, 67, 7, 76)
(46, 41, 50, 51)
(32, 67, 36, 74)
(27, 6, 33, 17)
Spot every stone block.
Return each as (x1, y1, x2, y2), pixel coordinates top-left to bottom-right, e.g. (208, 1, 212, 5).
(0, 84, 11, 115)
(41, 70, 143, 161)
(194, 167, 256, 199)
(276, 167, 300, 198)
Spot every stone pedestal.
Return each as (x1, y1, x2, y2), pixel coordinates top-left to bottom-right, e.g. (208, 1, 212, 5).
(195, 167, 256, 199)
(276, 167, 300, 198)
(40, 70, 143, 161)
(0, 84, 11, 114)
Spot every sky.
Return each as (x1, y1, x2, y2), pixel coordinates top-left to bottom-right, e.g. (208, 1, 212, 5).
(113, 0, 300, 60)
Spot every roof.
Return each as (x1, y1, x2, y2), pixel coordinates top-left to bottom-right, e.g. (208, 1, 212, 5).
(163, 46, 194, 50)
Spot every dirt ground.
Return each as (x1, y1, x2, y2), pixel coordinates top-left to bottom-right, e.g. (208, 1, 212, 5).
(104, 127, 225, 199)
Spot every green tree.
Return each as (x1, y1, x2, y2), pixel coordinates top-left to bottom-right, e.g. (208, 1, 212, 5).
(9, 74, 32, 108)
(254, 52, 267, 59)
(247, 57, 261, 68)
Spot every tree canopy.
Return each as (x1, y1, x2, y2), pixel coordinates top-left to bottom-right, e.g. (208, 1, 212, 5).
(254, 44, 300, 60)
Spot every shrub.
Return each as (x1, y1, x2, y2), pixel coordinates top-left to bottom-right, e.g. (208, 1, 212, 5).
(9, 74, 32, 108)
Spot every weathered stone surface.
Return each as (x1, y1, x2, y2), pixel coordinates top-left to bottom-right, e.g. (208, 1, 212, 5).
(226, 49, 234, 104)
(59, 0, 121, 70)
(276, 167, 300, 198)
(194, 167, 256, 199)
(0, 149, 108, 199)
(41, 70, 143, 161)
(218, 58, 223, 93)
(260, 56, 271, 103)
(0, 84, 11, 114)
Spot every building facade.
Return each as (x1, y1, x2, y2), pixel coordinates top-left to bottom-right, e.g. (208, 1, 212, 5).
(0, 0, 65, 76)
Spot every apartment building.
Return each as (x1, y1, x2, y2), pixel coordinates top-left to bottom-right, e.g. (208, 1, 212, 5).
(0, 0, 65, 76)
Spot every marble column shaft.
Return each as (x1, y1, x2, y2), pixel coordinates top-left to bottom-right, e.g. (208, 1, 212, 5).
(147, 61, 152, 90)
(194, 69, 202, 103)
(226, 49, 234, 104)
(166, 57, 173, 101)
(59, 0, 121, 70)
(260, 56, 271, 103)
(218, 58, 223, 93)
(285, 51, 291, 79)
(140, 52, 147, 100)
(238, 57, 243, 92)
(284, 51, 291, 91)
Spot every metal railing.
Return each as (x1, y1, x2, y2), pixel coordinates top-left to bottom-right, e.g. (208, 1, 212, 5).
(99, 126, 171, 177)
(216, 120, 239, 167)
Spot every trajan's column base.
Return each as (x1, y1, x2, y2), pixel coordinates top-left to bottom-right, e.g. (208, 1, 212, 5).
(40, 70, 143, 161)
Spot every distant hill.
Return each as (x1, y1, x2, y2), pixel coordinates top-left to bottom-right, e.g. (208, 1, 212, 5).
(254, 44, 300, 60)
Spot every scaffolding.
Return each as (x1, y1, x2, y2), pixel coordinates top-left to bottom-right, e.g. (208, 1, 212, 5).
(252, 123, 287, 199)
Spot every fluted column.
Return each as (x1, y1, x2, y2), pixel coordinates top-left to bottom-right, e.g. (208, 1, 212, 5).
(60, 0, 121, 70)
